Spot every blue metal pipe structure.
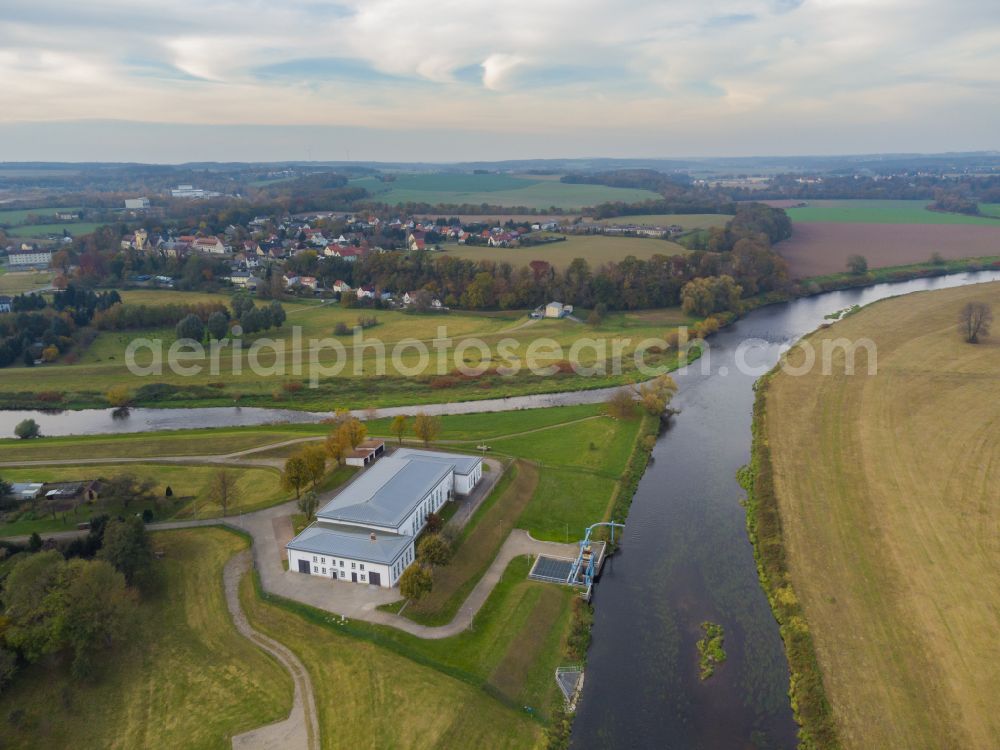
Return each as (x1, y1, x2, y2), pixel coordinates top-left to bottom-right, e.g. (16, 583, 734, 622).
(569, 522, 625, 586)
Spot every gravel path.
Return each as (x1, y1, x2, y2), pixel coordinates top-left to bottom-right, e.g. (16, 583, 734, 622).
(225, 550, 320, 750)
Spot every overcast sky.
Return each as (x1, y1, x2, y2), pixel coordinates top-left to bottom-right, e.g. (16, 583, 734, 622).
(1, 0, 998, 162)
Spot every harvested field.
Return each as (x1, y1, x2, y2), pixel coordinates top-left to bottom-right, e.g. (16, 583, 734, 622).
(764, 282, 1000, 749)
(776, 222, 1000, 277)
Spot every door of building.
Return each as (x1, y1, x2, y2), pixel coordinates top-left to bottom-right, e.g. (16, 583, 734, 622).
(351, 572, 358, 583)
(369, 572, 381, 586)
(298, 559, 310, 574)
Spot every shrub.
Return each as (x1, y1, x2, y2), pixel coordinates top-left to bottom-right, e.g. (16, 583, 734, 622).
(14, 419, 40, 440)
(282, 380, 304, 393)
(424, 512, 443, 533)
(35, 391, 63, 403)
(334, 322, 351, 336)
(399, 563, 433, 600)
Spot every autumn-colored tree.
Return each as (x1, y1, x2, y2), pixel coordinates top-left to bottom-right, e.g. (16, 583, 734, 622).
(301, 445, 327, 488)
(605, 388, 637, 419)
(325, 432, 347, 465)
(635, 375, 678, 416)
(390, 415, 410, 445)
(105, 385, 132, 407)
(339, 417, 367, 449)
(417, 533, 452, 566)
(413, 412, 441, 447)
(399, 563, 433, 600)
(282, 455, 310, 498)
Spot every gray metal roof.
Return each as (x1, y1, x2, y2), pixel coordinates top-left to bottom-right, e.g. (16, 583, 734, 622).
(287, 523, 412, 565)
(390, 448, 482, 475)
(316, 456, 452, 529)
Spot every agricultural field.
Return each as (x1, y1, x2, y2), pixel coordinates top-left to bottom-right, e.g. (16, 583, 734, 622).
(0, 288, 697, 410)
(0, 529, 293, 749)
(0, 270, 52, 294)
(776, 222, 1000, 276)
(980, 203, 1000, 218)
(352, 172, 661, 210)
(440, 233, 688, 269)
(785, 199, 1000, 225)
(597, 213, 732, 230)
(763, 282, 1000, 749)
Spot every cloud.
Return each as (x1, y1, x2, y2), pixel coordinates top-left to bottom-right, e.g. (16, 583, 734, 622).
(0, 0, 996, 158)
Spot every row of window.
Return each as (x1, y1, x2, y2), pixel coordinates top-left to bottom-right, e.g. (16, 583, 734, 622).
(313, 554, 364, 571)
(313, 565, 367, 582)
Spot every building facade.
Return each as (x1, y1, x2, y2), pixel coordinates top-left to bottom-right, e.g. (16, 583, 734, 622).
(286, 449, 483, 588)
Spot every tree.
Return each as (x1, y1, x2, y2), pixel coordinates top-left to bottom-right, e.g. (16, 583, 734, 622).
(301, 445, 327, 489)
(99, 516, 154, 589)
(0, 648, 16, 694)
(846, 254, 868, 275)
(14, 419, 40, 440)
(417, 533, 452, 566)
(269, 301, 287, 328)
(413, 413, 441, 447)
(208, 469, 241, 516)
(101, 473, 156, 510)
(398, 563, 433, 600)
(175, 313, 204, 341)
(206, 311, 229, 340)
(231, 291, 255, 319)
(959, 301, 993, 344)
(282, 455, 310, 498)
(339, 417, 367, 450)
(58, 558, 137, 678)
(324, 432, 348, 465)
(424, 512, 443, 533)
(680, 276, 742, 317)
(390, 415, 410, 445)
(105, 385, 132, 407)
(635, 375, 679, 416)
(606, 388, 637, 419)
(2, 550, 66, 661)
(297, 491, 318, 521)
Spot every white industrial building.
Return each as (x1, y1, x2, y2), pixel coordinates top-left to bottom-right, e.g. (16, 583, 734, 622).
(286, 449, 483, 588)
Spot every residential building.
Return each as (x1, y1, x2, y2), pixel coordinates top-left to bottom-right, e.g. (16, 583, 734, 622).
(124, 197, 150, 209)
(7, 248, 52, 269)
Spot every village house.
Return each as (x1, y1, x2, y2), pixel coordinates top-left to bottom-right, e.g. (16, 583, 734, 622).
(191, 236, 227, 254)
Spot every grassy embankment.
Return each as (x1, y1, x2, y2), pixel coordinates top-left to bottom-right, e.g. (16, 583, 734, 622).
(0, 288, 697, 410)
(785, 199, 1000, 225)
(749, 281, 1000, 749)
(0, 528, 293, 749)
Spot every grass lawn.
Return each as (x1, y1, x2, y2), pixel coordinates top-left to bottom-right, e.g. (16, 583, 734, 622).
(763, 281, 1000, 749)
(439, 233, 687, 269)
(9, 222, 104, 238)
(979, 202, 1000, 218)
(0, 528, 293, 749)
(368, 403, 605, 441)
(0, 463, 286, 535)
(351, 172, 660, 210)
(598, 213, 732, 230)
(786, 199, 1000, 225)
(0, 205, 83, 224)
(0, 288, 695, 410)
(517, 467, 618, 543)
(246, 553, 570, 732)
(0, 270, 52, 294)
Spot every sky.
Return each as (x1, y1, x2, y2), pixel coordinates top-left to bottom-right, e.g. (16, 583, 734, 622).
(1, 0, 998, 162)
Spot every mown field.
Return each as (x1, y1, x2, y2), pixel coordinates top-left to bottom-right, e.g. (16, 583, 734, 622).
(763, 282, 1000, 749)
(351, 173, 660, 210)
(786, 199, 1000, 225)
(0, 270, 52, 294)
(0, 205, 83, 224)
(8, 222, 103, 238)
(440, 233, 688, 269)
(0, 288, 696, 410)
(0, 529, 294, 749)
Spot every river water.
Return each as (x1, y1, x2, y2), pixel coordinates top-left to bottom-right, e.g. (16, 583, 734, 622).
(571, 270, 1000, 749)
(2, 271, 997, 746)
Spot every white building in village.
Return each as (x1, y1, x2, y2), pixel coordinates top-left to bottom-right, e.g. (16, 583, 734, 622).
(286, 449, 483, 588)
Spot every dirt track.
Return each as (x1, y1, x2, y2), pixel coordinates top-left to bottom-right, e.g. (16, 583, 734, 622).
(777, 222, 1000, 277)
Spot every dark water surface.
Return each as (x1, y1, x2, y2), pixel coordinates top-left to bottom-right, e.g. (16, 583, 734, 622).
(571, 271, 1000, 749)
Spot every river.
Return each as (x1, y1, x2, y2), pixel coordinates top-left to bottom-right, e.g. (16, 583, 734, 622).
(571, 270, 1000, 749)
(2, 271, 998, 745)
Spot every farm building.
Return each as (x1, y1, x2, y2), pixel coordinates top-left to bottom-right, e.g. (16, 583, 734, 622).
(345, 438, 385, 467)
(286, 449, 482, 588)
(544, 301, 574, 319)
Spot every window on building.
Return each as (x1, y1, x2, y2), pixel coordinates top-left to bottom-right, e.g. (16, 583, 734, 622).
(360, 563, 365, 570)
(313, 566, 318, 573)
(360, 574, 366, 581)
(322, 568, 326, 574)
(351, 562, 356, 569)
(312, 555, 318, 562)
